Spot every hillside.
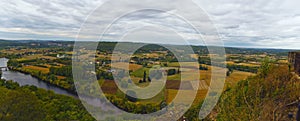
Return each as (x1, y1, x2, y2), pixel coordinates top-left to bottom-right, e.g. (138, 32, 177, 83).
(0, 79, 95, 121)
(210, 62, 300, 120)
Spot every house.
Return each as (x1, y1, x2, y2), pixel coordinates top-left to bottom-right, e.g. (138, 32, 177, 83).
(288, 52, 300, 75)
(57, 54, 66, 58)
(107, 69, 116, 73)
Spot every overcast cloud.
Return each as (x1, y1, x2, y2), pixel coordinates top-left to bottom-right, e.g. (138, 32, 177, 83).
(0, 0, 300, 49)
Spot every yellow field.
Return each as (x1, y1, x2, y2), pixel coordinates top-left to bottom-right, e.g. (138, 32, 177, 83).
(17, 54, 57, 61)
(168, 62, 199, 67)
(1, 48, 38, 54)
(125, 61, 255, 106)
(166, 89, 207, 105)
(226, 61, 235, 65)
(166, 70, 254, 105)
(57, 76, 66, 80)
(42, 64, 52, 68)
(226, 70, 255, 86)
(145, 53, 160, 58)
(167, 72, 200, 81)
(190, 54, 199, 59)
(65, 51, 74, 55)
(43, 63, 64, 68)
(236, 63, 260, 67)
(40, 56, 57, 60)
(278, 60, 288, 64)
(111, 62, 143, 71)
(17, 54, 42, 61)
(23, 65, 50, 74)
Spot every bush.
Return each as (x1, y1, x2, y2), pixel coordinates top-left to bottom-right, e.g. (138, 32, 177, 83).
(125, 90, 137, 102)
(167, 69, 176, 75)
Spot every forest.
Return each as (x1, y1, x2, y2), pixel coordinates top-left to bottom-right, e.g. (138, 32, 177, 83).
(207, 60, 300, 120)
(0, 79, 95, 121)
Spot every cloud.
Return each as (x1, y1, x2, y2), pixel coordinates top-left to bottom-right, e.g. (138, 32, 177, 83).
(0, 0, 299, 49)
(196, 0, 300, 49)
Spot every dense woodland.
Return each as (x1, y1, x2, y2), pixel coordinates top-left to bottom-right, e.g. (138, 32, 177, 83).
(0, 79, 95, 121)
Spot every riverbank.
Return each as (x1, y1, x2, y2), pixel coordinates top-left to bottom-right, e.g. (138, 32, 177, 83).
(8, 66, 78, 96)
(0, 78, 96, 121)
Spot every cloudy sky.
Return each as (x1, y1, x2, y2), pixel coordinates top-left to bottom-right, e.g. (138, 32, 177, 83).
(0, 0, 300, 49)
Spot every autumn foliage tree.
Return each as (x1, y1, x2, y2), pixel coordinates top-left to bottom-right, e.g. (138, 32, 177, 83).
(214, 63, 300, 121)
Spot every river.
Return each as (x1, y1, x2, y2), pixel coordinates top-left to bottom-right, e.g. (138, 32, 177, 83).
(0, 58, 115, 110)
(0, 58, 76, 97)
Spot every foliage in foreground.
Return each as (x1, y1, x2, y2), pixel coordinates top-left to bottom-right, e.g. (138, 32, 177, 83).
(0, 79, 95, 121)
(184, 59, 300, 121)
(214, 63, 300, 120)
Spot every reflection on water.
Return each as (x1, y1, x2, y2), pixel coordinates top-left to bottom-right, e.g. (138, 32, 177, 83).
(0, 58, 76, 97)
(0, 58, 106, 108)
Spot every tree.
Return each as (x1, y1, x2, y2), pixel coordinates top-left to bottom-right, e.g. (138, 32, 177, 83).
(160, 101, 167, 110)
(199, 65, 208, 70)
(7, 59, 21, 68)
(167, 69, 176, 75)
(0, 79, 95, 121)
(143, 71, 147, 82)
(125, 90, 137, 102)
(227, 68, 233, 77)
(297, 104, 300, 121)
(214, 65, 298, 120)
(226, 70, 230, 77)
(49, 66, 72, 77)
(0, 87, 45, 121)
(258, 57, 273, 78)
(177, 68, 181, 74)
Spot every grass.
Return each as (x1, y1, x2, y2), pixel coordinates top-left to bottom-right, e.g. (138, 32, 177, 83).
(131, 67, 151, 78)
(139, 89, 165, 103)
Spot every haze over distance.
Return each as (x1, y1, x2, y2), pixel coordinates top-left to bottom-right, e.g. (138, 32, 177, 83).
(0, 0, 300, 49)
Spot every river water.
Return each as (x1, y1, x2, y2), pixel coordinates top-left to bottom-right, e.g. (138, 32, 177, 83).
(0, 58, 115, 111)
(0, 58, 76, 97)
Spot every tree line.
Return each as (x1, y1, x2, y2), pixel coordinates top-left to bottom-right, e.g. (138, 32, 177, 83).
(0, 79, 95, 121)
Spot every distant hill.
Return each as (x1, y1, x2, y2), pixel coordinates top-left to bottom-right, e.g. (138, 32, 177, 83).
(0, 39, 295, 55)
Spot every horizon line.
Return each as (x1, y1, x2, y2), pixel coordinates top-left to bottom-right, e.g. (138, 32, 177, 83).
(0, 38, 297, 50)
